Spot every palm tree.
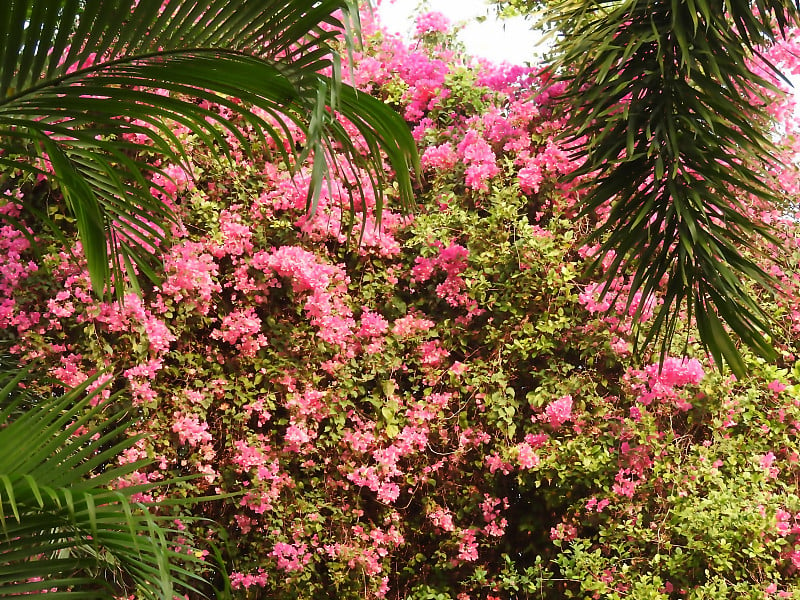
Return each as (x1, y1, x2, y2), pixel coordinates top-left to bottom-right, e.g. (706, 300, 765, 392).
(497, 0, 798, 374)
(0, 365, 218, 598)
(0, 1, 419, 595)
(0, 0, 418, 298)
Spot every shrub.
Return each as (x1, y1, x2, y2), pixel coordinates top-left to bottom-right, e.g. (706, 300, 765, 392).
(2, 9, 800, 600)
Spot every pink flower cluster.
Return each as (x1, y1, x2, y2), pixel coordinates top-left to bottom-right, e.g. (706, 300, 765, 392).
(0, 223, 39, 332)
(213, 208, 254, 258)
(517, 140, 572, 195)
(515, 442, 540, 469)
(429, 507, 456, 532)
(171, 413, 212, 446)
(159, 241, 220, 315)
(94, 293, 176, 354)
(0, 224, 36, 298)
(251, 246, 357, 350)
(480, 495, 509, 537)
(149, 162, 193, 205)
(420, 143, 458, 171)
(229, 569, 268, 590)
(270, 541, 311, 572)
(629, 357, 705, 410)
(392, 313, 436, 338)
(457, 129, 500, 191)
(412, 241, 472, 308)
(544, 395, 573, 428)
(211, 307, 268, 357)
(398, 53, 449, 122)
(645, 357, 705, 387)
(414, 11, 451, 36)
(123, 358, 163, 406)
(457, 528, 479, 562)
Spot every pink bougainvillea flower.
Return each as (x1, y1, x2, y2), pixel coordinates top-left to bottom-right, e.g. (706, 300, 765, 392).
(544, 395, 573, 428)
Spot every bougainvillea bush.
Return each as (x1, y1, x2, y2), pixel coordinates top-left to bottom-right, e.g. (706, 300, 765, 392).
(4, 9, 800, 600)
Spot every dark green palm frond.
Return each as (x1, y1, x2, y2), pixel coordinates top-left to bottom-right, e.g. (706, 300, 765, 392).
(0, 366, 214, 598)
(0, 0, 419, 297)
(540, 0, 797, 374)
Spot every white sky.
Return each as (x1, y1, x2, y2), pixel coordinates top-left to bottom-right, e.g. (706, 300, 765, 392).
(376, 0, 544, 64)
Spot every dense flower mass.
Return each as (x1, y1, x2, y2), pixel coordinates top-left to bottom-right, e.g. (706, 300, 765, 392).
(3, 8, 800, 600)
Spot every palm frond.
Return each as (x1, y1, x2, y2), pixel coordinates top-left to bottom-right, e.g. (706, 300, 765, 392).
(0, 0, 419, 297)
(541, 0, 797, 374)
(0, 366, 213, 598)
